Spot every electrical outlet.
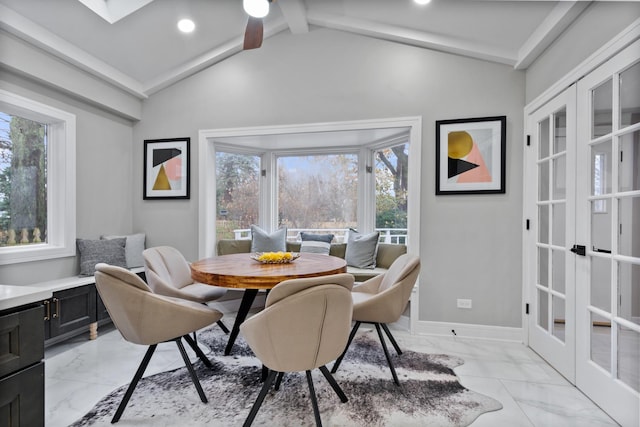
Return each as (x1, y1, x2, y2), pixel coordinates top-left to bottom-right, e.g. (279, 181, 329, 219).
(457, 298, 472, 309)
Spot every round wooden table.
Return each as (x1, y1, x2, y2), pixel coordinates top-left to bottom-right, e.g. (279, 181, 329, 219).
(191, 252, 347, 355)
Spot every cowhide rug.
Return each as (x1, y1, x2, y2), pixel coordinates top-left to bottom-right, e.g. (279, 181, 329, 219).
(71, 325, 502, 426)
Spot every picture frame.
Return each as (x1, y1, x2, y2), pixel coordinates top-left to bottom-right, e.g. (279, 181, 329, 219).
(143, 137, 190, 200)
(435, 116, 506, 195)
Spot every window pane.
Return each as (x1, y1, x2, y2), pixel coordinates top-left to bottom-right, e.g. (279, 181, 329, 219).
(620, 60, 640, 129)
(618, 196, 640, 258)
(592, 140, 612, 196)
(539, 117, 550, 159)
(591, 312, 611, 372)
(554, 109, 566, 154)
(375, 143, 408, 244)
(0, 113, 47, 247)
(591, 256, 611, 312)
(618, 261, 640, 327)
(278, 154, 357, 240)
(592, 78, 613, 138)
(215, 152, 260, 240)
(619, 129, 640, 192)
(618, 324, 640, 392)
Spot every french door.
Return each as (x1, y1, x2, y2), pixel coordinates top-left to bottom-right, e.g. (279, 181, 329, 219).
(574, 40, 640, 427)
(526, 84, 577, 383)
(526, 39, 640, 427)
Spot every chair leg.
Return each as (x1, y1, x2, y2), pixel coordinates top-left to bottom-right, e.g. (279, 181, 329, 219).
(306, 370, 323, 427)
(243, 369, 277, 427)
(374, 323, 400, 386)
(274, 371, 285, 391)
(331, 321, 361, 373)
(217, 319, 230, 334)
(318, 365, 348, 403)
(175, 338, 208, 403)
(112, 344, 157, 423)
(182, 334, 213, 368)
(380, 323, 402, 355)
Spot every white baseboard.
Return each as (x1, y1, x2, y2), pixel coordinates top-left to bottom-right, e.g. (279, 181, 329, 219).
(414, 320, 524, 343)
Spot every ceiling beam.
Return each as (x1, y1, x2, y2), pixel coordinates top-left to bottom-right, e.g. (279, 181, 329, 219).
(277, 0, 308, 34)
(307, 11, 517, 67)
(514, 0, 591, 70)
(0, 3, 147, 98)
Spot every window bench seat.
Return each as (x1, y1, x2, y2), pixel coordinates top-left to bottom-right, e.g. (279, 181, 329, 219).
(216, 240, 406, 282)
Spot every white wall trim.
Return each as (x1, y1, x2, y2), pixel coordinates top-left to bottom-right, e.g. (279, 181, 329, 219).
(414, 320, 524, 343)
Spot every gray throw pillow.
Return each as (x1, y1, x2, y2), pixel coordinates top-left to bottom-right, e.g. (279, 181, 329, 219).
(77, 238, 127, 276)
(101, 233, 146, 268)
(300, 232, 334, 255)
(345, 230, 379, 269)
(250, 225, 287, 252)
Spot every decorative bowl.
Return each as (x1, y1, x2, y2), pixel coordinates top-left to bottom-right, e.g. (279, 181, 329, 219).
(251, 252, 300, 264)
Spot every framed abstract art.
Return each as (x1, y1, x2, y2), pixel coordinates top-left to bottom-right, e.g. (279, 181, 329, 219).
(143, 137, 190, 200)
(435, 116, 506, 195)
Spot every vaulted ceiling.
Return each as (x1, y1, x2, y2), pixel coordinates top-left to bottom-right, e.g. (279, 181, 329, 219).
(0, 0, 592, 99)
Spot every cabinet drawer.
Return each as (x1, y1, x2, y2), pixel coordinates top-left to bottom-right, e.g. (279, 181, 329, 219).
(0, 305, 44, 378)
(0, 361, 44, 427)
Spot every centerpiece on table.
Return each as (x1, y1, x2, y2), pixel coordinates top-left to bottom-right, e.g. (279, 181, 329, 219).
(251, 251, 300, 264)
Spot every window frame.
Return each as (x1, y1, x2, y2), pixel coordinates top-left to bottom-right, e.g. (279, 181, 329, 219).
(0, 89, 76, 265)
(198, 117, 422, 259)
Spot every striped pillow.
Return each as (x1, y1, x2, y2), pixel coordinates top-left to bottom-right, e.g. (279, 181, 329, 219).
(300, 232, 334, 255)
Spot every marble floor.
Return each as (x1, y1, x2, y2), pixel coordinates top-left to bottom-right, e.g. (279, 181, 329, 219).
(45, 312, 621, 427)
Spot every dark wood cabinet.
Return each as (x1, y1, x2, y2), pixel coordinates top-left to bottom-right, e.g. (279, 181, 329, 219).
(43, 285, 96, 344)
(0, 304, 45, 427)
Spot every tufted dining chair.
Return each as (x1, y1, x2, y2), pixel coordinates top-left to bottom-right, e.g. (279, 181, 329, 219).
(240, 273, 354, 427)
(331, 253, 421, 386)
(143, 246, 229, 333)
(94, 263, 223, 423)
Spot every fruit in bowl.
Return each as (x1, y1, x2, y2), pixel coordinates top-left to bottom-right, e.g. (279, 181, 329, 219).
(251, 251, 300, 264)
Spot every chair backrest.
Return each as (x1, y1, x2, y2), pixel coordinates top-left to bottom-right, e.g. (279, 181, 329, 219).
(240, 273, 354, 373)
(95, 263, 220, 346)
(379, 253, 421, 294)
(143, 246, 193, 292)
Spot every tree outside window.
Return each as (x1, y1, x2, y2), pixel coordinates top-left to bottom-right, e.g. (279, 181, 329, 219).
(0, 112, 47, 246)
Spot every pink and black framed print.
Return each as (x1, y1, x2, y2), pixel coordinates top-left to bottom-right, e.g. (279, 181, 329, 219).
(143, 137, 190, 200)
(435, 116, 506, 195)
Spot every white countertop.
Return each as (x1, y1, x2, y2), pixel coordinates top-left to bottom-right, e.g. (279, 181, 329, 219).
(0, 267, 144, 311)
(0, 285, 53, 311)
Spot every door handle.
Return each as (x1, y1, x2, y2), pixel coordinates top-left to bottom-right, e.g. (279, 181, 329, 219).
(593, 247, 611, 254)
(570, 244, 586, 256)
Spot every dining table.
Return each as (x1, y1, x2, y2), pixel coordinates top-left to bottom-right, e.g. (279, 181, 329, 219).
(190, 252, 347, 355)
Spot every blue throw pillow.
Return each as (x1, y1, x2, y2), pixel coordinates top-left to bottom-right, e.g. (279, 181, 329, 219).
(250, 225, 287, 252)
(300, 232, 334, 255)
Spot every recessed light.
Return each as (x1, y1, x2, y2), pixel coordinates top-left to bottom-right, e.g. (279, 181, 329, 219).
(177, 19, 195, 33)
(414, 0, 432, 5)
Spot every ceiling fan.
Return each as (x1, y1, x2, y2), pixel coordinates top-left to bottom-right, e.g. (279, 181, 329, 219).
(243, 0, 273, 50)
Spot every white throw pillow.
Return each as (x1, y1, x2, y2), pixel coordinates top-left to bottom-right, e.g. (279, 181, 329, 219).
(101, 233, 146, 268)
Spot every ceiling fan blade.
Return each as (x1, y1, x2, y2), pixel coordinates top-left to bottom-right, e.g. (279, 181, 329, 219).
(243, 16, 264, 50)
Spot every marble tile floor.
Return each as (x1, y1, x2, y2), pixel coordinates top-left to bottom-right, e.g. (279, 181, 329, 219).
(45, 318, 621, 427)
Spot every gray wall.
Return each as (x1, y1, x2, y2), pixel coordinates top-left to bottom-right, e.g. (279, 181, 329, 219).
(526, 1, 640, 103)
(0, 71, 135, 285)
(133, 28, 526, 327)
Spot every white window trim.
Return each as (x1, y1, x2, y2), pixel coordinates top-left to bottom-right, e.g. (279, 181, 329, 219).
(0, 90, 76, 265)
(198, 117, 422, 258)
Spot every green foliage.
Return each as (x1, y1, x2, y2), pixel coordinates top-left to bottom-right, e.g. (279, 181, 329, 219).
(0, 114, 47, 239)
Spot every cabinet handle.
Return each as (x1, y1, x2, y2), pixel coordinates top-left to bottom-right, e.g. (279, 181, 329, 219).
(52, 297, 59, 319)
(43, 300, 50, 321)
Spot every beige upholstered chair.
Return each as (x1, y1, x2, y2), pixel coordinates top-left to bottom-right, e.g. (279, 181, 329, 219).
(143, 246, 229, 333)
(94, 263, 223, 423)
(240, 273, 355, 427)
(331, 253, 421, 386)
